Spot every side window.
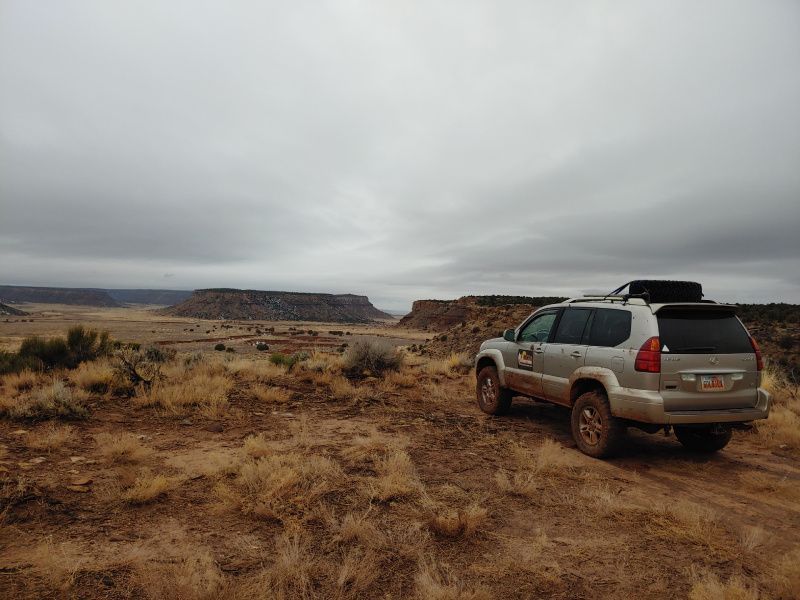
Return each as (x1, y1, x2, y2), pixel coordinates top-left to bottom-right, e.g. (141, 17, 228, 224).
(553, 309, 592, 345)
(518, 312, 557, 343)
(587, 309, 632, 347)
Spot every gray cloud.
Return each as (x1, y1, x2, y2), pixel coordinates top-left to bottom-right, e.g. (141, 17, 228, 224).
(1, 1, 798, 310)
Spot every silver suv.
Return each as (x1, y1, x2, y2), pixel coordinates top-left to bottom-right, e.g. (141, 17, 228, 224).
(474, 281, 771, 458)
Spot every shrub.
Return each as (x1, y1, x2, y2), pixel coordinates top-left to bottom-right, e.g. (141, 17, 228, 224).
(113, 345, 173, 388)
(3, 326, 111, 374)
(341, 339, 403, 377)
(65, 326, 112, 364)
(778, 335, 795, 350)
(255, 342, 269, 351)
(70, 360, 116, 394)
(121, 472, 172, 505)
(0, 351, 41, 375)
(18, 336, 69, 369)
(214, 343, 226, 351)
(269, 352, 308, 370)
(0, 380, 89, 420)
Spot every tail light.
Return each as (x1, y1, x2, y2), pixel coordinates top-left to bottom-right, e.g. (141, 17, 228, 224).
(750, 336, 764, 371)
(635, 336, 661, 373)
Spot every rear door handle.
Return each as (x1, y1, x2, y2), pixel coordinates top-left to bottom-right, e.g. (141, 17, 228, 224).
(570, 351, 583, 358)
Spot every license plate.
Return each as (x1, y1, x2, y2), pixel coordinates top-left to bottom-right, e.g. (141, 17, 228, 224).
(700, 375, 725, 392)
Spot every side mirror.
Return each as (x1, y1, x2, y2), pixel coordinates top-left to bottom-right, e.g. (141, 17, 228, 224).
(503, 328, 516, 342)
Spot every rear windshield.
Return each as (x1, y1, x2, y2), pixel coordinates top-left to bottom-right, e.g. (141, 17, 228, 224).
(656, 309, 752, 354)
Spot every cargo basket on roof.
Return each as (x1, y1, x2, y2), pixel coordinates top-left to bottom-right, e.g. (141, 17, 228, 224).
(609, 280, 704, 304)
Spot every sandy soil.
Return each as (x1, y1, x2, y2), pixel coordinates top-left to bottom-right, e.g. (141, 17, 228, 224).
(0, 307, 798, 599)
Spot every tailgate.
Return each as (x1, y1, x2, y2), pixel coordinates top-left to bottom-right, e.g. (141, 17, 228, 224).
(657, 308, 759, 411)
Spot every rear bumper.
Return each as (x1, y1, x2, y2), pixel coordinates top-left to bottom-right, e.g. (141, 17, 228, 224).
(608, 387, 771, 425)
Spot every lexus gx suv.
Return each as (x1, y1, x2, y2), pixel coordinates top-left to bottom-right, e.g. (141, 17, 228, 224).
(474, 281, 771, 458)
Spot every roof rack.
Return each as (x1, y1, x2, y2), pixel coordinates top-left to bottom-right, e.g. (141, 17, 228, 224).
(566, 296, 648, 305)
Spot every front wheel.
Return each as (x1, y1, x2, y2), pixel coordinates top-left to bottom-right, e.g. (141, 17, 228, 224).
(674, 426, 732, 453)
(570, 391, 626, 458)
(476, 366, 513, 415)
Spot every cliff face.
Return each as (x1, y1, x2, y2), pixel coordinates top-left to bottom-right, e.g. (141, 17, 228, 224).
(397, 299, 471, 330)
(0, 286, 120, 307)
(398, 295, 567, 357)
(0, 302, 28, 316)
(159, 289, 393, 322)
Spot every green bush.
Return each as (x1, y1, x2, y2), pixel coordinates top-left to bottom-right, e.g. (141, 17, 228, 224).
(269, 351, 308, 369)
(256, 342, 269, 351)
(4, 326, 112, 373)
(341, 339, 403, 377)
(214, 343, 226, 351)
(66, 326, 111, 364)
(0, 350, 40, 375)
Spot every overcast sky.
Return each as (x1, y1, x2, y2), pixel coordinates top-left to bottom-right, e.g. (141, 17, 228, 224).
(1, 1, 798, 310)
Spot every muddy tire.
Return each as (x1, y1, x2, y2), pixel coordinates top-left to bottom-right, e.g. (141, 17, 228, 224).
(674, 426, 732, 453)
(476, 366, 513, 415)
(570, 391, 625, 458)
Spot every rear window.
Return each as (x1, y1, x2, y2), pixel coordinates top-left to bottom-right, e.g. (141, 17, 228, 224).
(587, 308, 632, 347)
(657, 309, 752, 354)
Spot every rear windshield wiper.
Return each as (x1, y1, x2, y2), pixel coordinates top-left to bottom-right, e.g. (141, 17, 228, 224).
(672, 346, 716, 352)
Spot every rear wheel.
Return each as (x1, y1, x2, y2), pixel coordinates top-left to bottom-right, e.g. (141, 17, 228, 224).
(476, 366, 513, 415)
(571, 391, 626, 458)
(674, 426, 732, 453)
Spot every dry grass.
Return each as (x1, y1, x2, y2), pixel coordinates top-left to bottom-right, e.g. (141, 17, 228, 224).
(0, 379, 89, 419)
(224, 357, 287, 383)
(336, 546, 380, 594)
(242, 433, 272, 458)
(302, 350, 341, 373)
(334, 511, 386, 548)
(738, 471, 800, 502)
(121, 471, 173, 505)
(251, 385, 291, 404)
(769, 547, 800, 599)
(329, 375, 361, 400)
(426, 503, 488, 538)
(496, 439, 582, 497)
(758, 363, 800, 451)
(341, 427, 404, 466)
(2, 369, 40, 394)
(216, 450, 344, 522)
(367, 450, 421, 502)
(689, 571, 759, 600)
(69, 359, 116, 394)
(644, 500, 721, 547)
(131, 548, 224, 600)
(26, 423, 74, 452)
(415, 562, 490, 600)
(737, 526, 766, 553)
(423, 352, 472, 377)
(135, 372, 232, 418)
(250, 531, 316, 600)
(95, 432, 152, 464)
(28, 538, 88, 590)
(381, 369, 418, 389)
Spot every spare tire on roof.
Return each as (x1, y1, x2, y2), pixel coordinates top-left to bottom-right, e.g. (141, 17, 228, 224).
(628, 280, 703, 303)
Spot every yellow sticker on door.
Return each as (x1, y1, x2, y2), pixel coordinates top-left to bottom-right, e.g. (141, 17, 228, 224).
(518, 349, 533, 370)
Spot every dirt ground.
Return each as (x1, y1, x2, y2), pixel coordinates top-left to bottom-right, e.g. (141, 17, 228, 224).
(1, 306, 798, 599)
